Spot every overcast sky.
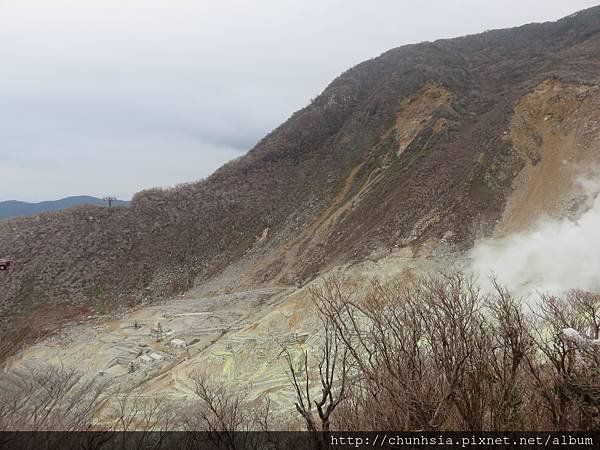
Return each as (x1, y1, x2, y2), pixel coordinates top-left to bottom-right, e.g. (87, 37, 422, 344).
(1, 1, 597, 201)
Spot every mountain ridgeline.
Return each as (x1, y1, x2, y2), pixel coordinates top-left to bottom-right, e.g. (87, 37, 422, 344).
(2, 7, 600, 358)
(0, 196, 129, 220)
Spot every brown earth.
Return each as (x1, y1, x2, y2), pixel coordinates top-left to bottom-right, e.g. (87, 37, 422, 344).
(499, 80, 600, 233)
(2, 7, 600, 361)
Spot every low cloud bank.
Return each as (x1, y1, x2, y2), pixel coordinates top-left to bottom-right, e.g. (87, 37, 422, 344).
(470, 176, 600, 296)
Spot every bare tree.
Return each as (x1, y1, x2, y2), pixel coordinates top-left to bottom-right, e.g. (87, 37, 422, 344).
(181, 371, 275, 449)
(3, 273, 598, 436)
(0, 364, 110, 431)
(483, 279, 533, 430)
(282, 318, 348, 434)
(306, 272, 600, 431)
(109, 388, 175, 449)
(310, 273, 488, 430)
(526, 291, 600, 430)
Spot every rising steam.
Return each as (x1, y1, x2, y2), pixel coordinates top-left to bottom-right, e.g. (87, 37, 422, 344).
(470, 175, 600, 297)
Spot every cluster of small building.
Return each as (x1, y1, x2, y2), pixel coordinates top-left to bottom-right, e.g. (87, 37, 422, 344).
(138, 338, 187, 365)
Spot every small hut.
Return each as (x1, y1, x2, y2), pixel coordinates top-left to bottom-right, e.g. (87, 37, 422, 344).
(170, 338, 187, 349)
(150, 353, 164, 362)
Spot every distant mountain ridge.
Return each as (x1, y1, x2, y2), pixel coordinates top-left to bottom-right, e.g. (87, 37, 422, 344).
(0, 196, 128, 220)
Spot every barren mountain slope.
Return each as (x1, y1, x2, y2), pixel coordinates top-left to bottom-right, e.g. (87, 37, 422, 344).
(4, 246, 453, 425)
(2, 7, 600, 360)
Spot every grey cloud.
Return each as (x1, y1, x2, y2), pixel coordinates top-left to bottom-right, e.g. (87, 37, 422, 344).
(1, 0, 597, 201)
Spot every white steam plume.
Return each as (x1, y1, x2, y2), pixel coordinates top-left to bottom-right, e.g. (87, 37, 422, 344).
(470, 175, 600, 297)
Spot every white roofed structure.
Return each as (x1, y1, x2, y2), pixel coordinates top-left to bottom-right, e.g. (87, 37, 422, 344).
(150, 353, 164, 361)
(170, 338, 186, 349)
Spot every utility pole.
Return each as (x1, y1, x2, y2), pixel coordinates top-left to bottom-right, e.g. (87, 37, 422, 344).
(103, 196, 117, 208)
(151, 322, 163, 342)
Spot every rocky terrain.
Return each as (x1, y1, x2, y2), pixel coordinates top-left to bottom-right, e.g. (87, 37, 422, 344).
(4, 246, 454, 426)
(1, 6, 600, 428)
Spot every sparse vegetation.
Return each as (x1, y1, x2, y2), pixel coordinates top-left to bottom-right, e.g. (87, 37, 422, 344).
(303, 273, 600, 431)
(1, 6, 600, 441)
(0, 364, 111, 431)
(3, 7, 600, 362)
(1, 273, 597, 433)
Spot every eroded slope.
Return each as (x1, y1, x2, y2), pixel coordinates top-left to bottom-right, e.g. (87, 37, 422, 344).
(3, 7, 600, 362)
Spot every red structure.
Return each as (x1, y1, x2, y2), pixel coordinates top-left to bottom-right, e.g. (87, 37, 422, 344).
(0, 259, 12, 271)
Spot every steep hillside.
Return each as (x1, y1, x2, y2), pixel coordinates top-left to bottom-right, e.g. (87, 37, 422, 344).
(0, 196, 128, 220)
(2, 6, 600, 359)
